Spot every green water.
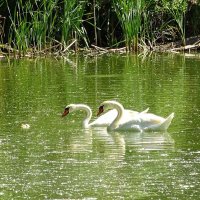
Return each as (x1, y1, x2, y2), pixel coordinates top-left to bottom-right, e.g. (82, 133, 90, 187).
(0, 53, 200, 199)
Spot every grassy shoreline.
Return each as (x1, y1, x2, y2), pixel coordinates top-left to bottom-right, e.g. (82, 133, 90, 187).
(0, 0, 200, 57)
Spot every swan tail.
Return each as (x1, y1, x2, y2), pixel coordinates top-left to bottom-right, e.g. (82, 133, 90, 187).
(160, 112, 174, 130)
(144, 113, 174, 131)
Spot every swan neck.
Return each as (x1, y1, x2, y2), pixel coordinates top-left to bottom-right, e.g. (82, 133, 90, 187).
(77, 104, 92, 128)
(110, 102, 124, 130)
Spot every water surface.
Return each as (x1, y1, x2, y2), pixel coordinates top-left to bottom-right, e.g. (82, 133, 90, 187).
(0, 53, 200, 199)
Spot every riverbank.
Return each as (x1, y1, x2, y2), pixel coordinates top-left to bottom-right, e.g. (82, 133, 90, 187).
(1, 0, 200, 58)
(155, 36, 200, 53)
(1, 36, 200, 59)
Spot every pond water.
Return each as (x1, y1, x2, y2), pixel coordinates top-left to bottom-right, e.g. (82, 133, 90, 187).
(0, 53, 200, 199)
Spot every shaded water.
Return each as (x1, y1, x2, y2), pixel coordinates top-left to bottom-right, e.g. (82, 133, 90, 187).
(0, 53, 200, 199)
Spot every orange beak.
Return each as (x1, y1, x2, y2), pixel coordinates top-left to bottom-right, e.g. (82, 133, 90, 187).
(62, 108, 69, 117)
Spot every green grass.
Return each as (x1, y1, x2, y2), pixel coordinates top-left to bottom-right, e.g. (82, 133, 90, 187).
(113, 0, 145, 51)
(5, 0, 88, 56)
(161, 0, 187, 45)
(0, 0, 199, 55)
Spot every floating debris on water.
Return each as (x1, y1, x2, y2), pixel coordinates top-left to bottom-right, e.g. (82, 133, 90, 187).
(21, 124, 30, 129)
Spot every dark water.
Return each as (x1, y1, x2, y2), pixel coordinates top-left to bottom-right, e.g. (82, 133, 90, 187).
(0, 53, 200, 199)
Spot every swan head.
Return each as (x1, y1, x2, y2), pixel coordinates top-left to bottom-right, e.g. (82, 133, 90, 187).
(62, 104, 77, 117)
(97, 105, 104, 116)
(97, 100, 118, 116)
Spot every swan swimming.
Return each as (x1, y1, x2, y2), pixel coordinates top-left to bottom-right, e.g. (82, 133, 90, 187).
(62, 103, 149, 128)
(97, 100, 174, 132)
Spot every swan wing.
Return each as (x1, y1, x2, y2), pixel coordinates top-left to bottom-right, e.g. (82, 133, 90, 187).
(123, 107, 149, 117)
(91, 107, 147, 127)
(138, 113, 165, 127)
(114, 123, 142, 132)
(119, 108, 149, 124)
(120, 109, 138, 124)
(90, 109, 118, 127)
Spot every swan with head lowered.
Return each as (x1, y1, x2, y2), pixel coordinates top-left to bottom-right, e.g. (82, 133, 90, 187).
(62, 103, 149, 128)
(97, 100, 174, 132)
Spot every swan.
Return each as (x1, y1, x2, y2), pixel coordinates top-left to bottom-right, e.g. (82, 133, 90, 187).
(62, 103, 149, 128)
(97, 100, 174, 132)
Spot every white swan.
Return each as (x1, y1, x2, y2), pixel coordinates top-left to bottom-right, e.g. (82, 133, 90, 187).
(62, 103, 149, 128)
(97, 100, 174, 132)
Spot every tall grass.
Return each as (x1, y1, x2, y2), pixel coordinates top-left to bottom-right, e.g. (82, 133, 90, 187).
(1, 0, 200, 54)
(29, 0, 58, 52)
(113, 0, 145, 51)
(139, 1, 173, 48)
(7, 0, 53, 55)
(0, 16, 5, 45)
(60, 0, 87, 49)
(134, 0, 187, 49)
(6, 0, 87, 56)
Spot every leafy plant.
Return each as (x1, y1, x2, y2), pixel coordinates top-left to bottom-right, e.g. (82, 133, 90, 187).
(161, 0, 187, 45)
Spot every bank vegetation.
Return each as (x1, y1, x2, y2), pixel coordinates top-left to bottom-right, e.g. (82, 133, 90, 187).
(0, 0, 200, 57)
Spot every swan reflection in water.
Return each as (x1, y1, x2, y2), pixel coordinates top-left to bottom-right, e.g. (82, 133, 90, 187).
(116, 131, 174, 152)
(67, 127, 126, 161)
(67, 127, 174, 159)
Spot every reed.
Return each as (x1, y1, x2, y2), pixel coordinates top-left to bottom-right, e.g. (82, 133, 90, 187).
(139, 1, 169, 48)
(1, 0, 200, 55)
(5, 0, 87, 56)
(113, 0, 145, 51)
(6, 0, 28, 56)
(161, 0, 187, 45)
(29, 0, 58, 51)
(60, 0, 87, 49)
(6, 0, 56, 55)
